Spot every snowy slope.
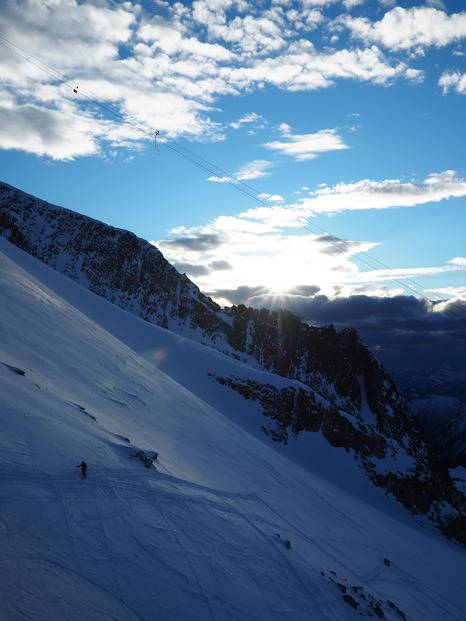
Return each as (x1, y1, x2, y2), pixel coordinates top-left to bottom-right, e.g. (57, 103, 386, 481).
(0, 237, 465, 621)
(3, 180, 464, 540)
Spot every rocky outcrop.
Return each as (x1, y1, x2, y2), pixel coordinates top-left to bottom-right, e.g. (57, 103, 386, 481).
(209, 372, 464, 543)
(409, 396, 466, 468)
(1, 180, 464, 545)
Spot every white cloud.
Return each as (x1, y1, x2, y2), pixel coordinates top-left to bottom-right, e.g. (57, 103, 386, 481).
(235, 160, 274, 180)
(232, 170, 466, 228)
(230, 112, 267, 130)
(207, 176, 232, 183)
(0, 102, 102, 160)
(0, 0, 232, 157)
(341, 7, 466, 53)
(287, 8, 324, 31)
(343, 0, 365, 9)
(428, 286, 466, 300)
(290, 170, 466, 216)
(439, 70, 466, 94)
(342, 264, 463, 284)
(449, 257, 466, 266)
(0, 0, 460, 160)
(265, 124, 349, 160)
(155, 168, 466, 301)
(257, 193, 284, 203)
(426, 0, 446, 9)
(0, 0, 136, 73)
(300, 0, 340, 6)
(138, 22, 233, 61)
(208, 159, 273, 183)
(224, 44, 411, 92)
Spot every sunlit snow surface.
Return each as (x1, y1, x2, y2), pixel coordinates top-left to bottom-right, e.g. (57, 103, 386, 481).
(0, 237, 464, 621)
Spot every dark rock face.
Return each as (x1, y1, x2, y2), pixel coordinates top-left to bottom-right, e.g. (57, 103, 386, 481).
(409, 396, 466, 469)
(322, 570, 408, 620)
(1, 180, 464, 545)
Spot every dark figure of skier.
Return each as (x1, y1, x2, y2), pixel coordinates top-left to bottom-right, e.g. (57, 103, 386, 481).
(77, 461, 87, 478)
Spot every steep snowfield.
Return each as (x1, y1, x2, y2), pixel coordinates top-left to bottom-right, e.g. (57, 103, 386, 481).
(0, 237, 464, 621)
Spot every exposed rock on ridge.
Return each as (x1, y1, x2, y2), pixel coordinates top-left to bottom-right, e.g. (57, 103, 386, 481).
(0, 182, 220, 332)
(0, 180, 464, 544)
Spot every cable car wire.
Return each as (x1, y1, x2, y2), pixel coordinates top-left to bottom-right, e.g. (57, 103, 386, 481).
(1, 34, 465, 322)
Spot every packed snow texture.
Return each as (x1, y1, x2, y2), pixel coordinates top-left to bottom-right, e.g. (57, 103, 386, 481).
(0, 237, 465, 621)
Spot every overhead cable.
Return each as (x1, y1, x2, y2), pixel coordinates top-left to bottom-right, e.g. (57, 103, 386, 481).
(1, 34, 465, 322)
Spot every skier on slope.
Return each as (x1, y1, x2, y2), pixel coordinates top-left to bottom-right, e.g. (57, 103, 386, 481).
(77, 461, 87, 478)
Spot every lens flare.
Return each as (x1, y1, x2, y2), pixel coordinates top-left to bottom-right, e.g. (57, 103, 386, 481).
(98, 378, 116, 393)
(154, 349, 167, 361)
(142, 348, 170, 368)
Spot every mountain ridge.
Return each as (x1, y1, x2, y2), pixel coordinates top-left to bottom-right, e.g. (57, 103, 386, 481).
(0, 179, 464, 544)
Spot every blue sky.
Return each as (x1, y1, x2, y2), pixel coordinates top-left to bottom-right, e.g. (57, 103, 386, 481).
(1, 0, 466, 369)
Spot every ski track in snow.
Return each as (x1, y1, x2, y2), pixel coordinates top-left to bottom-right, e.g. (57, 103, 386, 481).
(1, 452, 465, 620)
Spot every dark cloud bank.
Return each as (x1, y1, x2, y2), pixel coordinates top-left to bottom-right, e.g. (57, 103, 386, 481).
(161, 233, 223, 252)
